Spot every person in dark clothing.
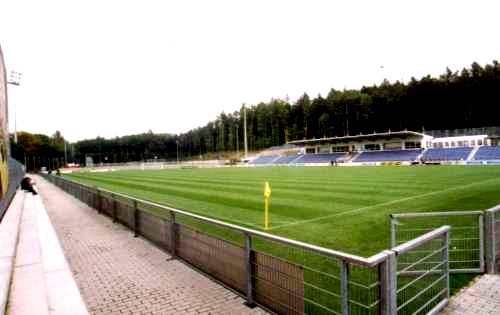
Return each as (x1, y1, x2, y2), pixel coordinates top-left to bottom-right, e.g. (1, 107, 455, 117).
(21, 177, 38, 195)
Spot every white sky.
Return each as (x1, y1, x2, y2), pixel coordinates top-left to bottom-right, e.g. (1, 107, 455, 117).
(1, 0, 499, 142)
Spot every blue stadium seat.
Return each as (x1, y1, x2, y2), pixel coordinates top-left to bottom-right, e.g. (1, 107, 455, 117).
(293, 153, 346, 164)
(248, 156, 278, 165)
(422, 147, 473, 161)
(354, 149, 422, 162)
(474, 146, 500, 160)
(273, 156, 299, 164)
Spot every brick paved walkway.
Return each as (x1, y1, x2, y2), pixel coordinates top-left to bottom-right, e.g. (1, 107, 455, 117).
(440, 274, 500, 315)
(35, 176, 269, 315)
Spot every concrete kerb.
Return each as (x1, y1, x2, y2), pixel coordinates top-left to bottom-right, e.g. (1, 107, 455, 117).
(0, 190, 24, 315)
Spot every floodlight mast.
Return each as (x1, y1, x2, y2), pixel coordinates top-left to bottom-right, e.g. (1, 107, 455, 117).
(243, 103, 248, 158)
(7, 71, 22, 143)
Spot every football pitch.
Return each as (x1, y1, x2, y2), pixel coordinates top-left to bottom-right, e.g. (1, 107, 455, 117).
(63, 165, 500, 256)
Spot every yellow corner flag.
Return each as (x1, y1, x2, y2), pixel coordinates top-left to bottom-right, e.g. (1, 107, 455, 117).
(264, 181, 271, 230)
(264, 181, 271, 198)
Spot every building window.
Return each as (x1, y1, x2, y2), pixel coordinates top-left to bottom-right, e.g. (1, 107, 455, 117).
(478, 140, 483, 146)
(471, 140, 475, 146)
(445, 142, 449, 147)
(451, 141, 455, 147)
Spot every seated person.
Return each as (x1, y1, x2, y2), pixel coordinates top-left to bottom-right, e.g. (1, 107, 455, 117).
(21, 177, 38, 195)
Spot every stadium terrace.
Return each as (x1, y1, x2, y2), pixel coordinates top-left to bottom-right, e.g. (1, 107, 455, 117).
(249, 129, 500, 166)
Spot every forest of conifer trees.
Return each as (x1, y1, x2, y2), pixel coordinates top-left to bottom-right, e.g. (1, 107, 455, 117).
(12, 61, 500, 166)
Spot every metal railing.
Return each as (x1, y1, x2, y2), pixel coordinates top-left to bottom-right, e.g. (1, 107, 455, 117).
(42, 174, 457, 315)
(485, 205, 500, 273)
(389, 226, 450, 315)
(390, 211, 484, 273)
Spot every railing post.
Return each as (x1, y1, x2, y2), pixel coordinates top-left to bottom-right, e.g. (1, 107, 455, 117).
(112, 194, 117, 223)
(170, 211, 176, 257)
(379, 250, 397, 315)
(478, 213, 485, 273)
(133, 200, 139, 237)
(340, 260, 350, 315)
(485, 210, 496, 273)
(96, 189, 102, 214)
(390, 215, 397, 248)
(244, 233, 255, 307)
(443, 230, 450, 299)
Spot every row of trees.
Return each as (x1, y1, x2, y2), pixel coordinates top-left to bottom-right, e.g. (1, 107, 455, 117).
(10, 131, 70, 171)
(11, 60, 500, 167)
(174, 60, 500, 159)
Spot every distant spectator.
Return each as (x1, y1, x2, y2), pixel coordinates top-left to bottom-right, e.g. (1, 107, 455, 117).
(21, 177, 38, 195)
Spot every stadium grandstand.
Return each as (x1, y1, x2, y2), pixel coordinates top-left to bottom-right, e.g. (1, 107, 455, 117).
(247, 127, 500, 166)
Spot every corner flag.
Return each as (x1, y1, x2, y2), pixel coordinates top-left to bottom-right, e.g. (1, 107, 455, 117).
(264, 181, 271, 198)
(264, 181, 271, 230)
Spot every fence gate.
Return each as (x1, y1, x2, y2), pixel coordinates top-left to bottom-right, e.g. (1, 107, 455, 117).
(390, 211, 484, 273)
(390, 226, 450, 315)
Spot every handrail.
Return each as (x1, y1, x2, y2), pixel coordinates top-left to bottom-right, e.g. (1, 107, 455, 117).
(391, 226, 450, 254)
(485, 205, 500, 213)
(391, 211, 483, 218)
(46, 174, 388, 267)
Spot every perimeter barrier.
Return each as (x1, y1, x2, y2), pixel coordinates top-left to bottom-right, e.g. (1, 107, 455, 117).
(390, 212, 484, 273)
(485, 205, 500, 273)
(42, 174, 456, 315)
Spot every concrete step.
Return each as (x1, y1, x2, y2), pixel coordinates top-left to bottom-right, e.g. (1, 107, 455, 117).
(6, 192, 88, 315)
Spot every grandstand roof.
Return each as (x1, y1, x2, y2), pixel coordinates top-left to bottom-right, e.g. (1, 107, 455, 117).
(287, 131, 427, 146)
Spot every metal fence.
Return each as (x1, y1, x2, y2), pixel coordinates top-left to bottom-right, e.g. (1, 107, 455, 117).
(389, 226, 450, 315)
(43, 174, 455, 315)
(390, 212, 484, 273)
(485, 205, 500, 273)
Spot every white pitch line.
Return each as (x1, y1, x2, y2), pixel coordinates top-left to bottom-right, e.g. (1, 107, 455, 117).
(268, 177, 500, 231)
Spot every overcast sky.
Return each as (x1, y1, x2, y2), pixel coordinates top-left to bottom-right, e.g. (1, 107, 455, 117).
(1, 0, 499, 142)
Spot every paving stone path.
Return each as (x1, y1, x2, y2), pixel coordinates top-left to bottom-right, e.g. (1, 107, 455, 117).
(35, 176, 269, 315)
(440, 274, 500, 315)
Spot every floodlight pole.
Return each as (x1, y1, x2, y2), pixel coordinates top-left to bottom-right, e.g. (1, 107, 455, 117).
(176, 140, 179, 164)
(243, 103, 248, 158)
(7, 71, 22, 143)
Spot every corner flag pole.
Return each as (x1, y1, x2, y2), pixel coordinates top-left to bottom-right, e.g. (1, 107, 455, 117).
(264, 181, 271, 230)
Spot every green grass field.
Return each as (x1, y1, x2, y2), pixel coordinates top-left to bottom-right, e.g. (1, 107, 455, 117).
(63, 165, 500, 257)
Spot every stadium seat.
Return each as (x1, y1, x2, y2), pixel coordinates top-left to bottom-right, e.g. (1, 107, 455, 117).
(473, 146, 500, 160)
(292, 153, 346, 164)
(422, 147, 473, 161)
(353, 149, 422, 162)
(248, 156, 279, 165)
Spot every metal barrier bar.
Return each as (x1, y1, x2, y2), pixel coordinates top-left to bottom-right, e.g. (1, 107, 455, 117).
(112, 194, 117, 222)
(379, 250, 397, 315)
(391, 211, 484, 218)
(486, 205, 500, 273)
(244, 233, 254, 306)
(392, 226, 450, 315)
(391, 226, 450, 254)
(340, 260, 349, 315)
(169, 211, 176, 257)
(390, 211, 484, 273)
(43, 175, 388, 268)
(133, 200, 139, 237)
(42, 174, 461, 315)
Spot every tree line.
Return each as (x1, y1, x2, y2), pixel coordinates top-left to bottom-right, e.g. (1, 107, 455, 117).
(11, 60, 500, 167)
